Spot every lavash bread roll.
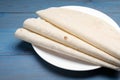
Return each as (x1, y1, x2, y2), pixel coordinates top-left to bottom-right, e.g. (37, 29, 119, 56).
(36, 8, 120, 59)
(23, 18, 120, 66)
(15, 28, 120, 70)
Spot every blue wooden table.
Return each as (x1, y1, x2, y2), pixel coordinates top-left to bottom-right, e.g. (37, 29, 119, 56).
(0, 0, 120, 80)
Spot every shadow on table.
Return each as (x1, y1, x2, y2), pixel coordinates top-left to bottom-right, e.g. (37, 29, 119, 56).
(16, 41, 119, 79)
(15, 41, 35, 55)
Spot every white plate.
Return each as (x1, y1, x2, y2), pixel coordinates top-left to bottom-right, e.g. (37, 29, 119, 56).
(32, 6, 119, 71)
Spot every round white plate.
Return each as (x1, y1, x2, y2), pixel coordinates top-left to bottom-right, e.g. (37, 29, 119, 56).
(32, 6, 119, 71)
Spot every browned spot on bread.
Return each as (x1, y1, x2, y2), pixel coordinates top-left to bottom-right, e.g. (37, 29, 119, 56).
(64, 36, 68, 40)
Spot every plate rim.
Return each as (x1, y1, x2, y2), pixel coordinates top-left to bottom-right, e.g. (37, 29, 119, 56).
(32, 45, 101, 71)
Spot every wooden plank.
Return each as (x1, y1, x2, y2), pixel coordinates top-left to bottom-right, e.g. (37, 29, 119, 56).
(92, 0, 119, 2)
(0, 13, 36, 31)
(0, 13, 37, 55)
(0, 0, 120, 13)
(0, 32, 35, 55)
(0, 55, 119, 80)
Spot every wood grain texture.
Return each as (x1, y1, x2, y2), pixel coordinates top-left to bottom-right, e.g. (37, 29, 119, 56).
(0, 0, 120, 80)
(0, 55, 119, 80)
(0, 0, 120, 13)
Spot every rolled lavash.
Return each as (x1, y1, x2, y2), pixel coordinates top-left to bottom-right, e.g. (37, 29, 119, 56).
(23, 18, 120, 67)
(15, 28, 119, 70)
(36, 8, 120, 59)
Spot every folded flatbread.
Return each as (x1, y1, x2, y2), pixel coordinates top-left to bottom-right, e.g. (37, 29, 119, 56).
(36, 8, 120, 59)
